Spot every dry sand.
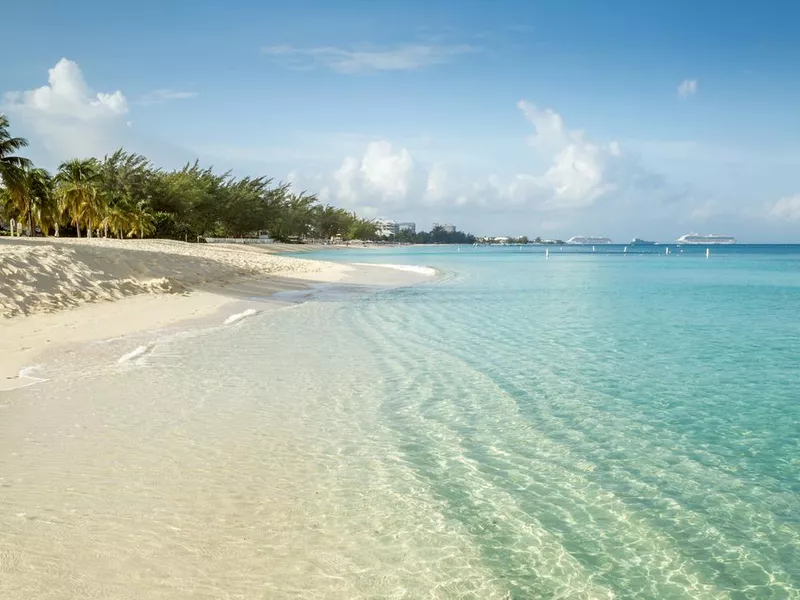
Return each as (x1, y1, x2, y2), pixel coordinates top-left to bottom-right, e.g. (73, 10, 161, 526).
(0, 238, 355, 390)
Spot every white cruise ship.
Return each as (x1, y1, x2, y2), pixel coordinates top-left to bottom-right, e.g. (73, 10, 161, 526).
(566, 236, 614, 245)
(676, 233, 736, 245)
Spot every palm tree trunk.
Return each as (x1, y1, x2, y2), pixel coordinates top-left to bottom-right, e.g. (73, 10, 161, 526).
(55, 223, 59, 237)
(86, 223, 92, 238)
(76, 222, 81, 238)
(104, 224, 108, 238)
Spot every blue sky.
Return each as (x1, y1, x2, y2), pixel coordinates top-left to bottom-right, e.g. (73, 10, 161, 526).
(3, 0, 800, 240)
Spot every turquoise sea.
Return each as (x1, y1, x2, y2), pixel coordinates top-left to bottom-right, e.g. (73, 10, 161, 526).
(292, 244, 800, 598)
(5, 244, 800, 599)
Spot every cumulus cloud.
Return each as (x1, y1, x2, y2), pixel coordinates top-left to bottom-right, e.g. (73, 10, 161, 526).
(513, 101, 621, 209)
(769, 194, 800, 221)
(677, 79, 698, 99)
(325, 101, 635, 218)
(137, 89, 198, 105)
(4, 58, 127, 119)
(2, 58, 130, 162)
(425, 163, 448, 202)
(333, 140, 415, 205)
(262, 44, 474, 74)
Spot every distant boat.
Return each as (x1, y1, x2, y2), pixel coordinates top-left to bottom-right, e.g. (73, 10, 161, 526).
(630, 238, 657, 246)
(676, 233, 736, 245)
(566, 236, 613, 245)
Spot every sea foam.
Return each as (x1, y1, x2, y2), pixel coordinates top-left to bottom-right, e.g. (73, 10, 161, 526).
(117, 344, 153, 364)
(224, 308, 259, 325)
(10, 365, 50, 389)
(352, 263, 437, 276)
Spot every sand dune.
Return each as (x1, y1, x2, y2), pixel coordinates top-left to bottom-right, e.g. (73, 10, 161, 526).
(0, 238, 348, 318)
(0, 238, 353, 389)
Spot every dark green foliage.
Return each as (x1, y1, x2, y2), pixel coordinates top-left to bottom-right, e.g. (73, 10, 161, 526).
(390, 225, 476, 245)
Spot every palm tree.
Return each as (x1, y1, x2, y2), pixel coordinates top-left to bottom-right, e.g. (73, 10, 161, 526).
(17, 168, 56, 236)
(102, 205, 132, 239)
(1, 166, 57, 236)
(55, 158, 103, 238)
(0, 115, 32, 231)
(0, 186, 13, 228)
(127, 201, 155, 238)
(30, 169, 61, 236)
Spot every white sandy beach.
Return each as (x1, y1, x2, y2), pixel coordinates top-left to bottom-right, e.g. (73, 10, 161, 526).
(0, 238, 445, 599)
(0, 238, 358, 390)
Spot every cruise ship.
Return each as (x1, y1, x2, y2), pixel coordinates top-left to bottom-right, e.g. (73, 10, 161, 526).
(676, 233, 736, 245)
(566, 236, 613, 245)
(630, 238, 657, 246)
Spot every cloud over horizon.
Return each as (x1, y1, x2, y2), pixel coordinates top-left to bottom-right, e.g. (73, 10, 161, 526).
(769, 194, 800, 221)
(324, 101, 635, 217)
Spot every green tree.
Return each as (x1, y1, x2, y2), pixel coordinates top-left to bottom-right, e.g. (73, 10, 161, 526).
(0, 115, 33, 233)
(102, 205, 133, 239)
(55, 158, 103, 238)
(23, 168, 57, 236)
(98, 149, 156, 237)
(127, 202, 156, 238)
(2, 123, 379, 243)
(346, 216, 378, 241)
(268, 191, 318, 241)
(2, 167, 58, 236)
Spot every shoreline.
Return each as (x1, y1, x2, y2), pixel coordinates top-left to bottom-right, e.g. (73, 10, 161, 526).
(0, 238, 435, 391)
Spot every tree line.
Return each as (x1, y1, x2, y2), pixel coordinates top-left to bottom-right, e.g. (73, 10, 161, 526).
(391, 227, 476, 245)
(0, 115, 379, 242)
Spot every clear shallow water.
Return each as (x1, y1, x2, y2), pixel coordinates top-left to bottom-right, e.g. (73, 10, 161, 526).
(3, 246, 800, 599)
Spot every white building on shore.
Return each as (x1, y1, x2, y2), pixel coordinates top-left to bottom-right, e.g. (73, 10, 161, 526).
(375, 218, 399, 237)
(433, 223, 456, 233)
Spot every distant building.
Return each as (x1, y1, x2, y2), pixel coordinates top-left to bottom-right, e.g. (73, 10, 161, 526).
(375, 218, 399, 237)
(397, 222, 416, 234)
(433, 222, 456, 234)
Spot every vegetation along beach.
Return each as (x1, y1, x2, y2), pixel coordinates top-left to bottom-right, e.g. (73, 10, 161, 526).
(3, 2, 800, 598)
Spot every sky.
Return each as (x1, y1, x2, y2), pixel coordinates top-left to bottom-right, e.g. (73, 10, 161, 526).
(3, 0, 800, 241)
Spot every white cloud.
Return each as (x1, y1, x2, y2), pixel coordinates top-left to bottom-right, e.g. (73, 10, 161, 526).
(322, 101, 631, 218)
(425, 163, 448, 201)
(4, 58, 128, 119)
(333, 140, 414, 205)
(333, 156, 361, 203)
(317, 101, 639, 223)
(262, 44, 474, 74)
(677, 79, 698, 99)
(516, 100, 619, 208)
(360, 140, 414, 195)
(769, 194, 800, 221)
(2, 58, 130, 162)
(137, 89, 198, 105)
